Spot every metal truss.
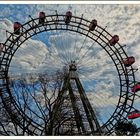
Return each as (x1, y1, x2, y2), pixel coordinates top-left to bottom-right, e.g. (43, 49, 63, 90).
(0, 13, 137, 135)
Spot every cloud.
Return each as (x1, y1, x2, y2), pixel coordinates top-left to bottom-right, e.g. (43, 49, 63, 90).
(0, 4, 140, 127)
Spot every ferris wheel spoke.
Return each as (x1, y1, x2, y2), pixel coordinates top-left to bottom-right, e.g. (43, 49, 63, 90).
(86, 91, 117, 124)
(91, 94, 117, 114)
(72, 32, 78, 61)
(51, 31, 71, 64)
(60, 31, 74, 63)
(78, 45, 109, 67)
(46, 30, 71, 66)
(76, 35, 88, 58)
(77, 40, 97, 65)
(64, 31, 74, 62)
(78, 63, 113, 77)
(1, 12, 136, 136)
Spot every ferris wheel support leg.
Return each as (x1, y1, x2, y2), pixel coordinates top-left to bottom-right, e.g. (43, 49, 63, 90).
(68, 81, 86, 135)
(75, 77, 102, 135)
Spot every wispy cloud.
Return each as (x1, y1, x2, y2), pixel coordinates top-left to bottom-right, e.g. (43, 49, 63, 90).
(0, 4, 140, 126)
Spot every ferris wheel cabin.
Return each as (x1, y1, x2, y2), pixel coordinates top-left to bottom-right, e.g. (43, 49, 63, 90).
(89, 19, 97, 31)
(14, 22, 22, 35)
(64, 11, 72, 24)
(109, 35, 119, 46)
(39, 12, 46, 24)
(122, 56, 135, 67)
(128, 110, 140, 119)
(131, 82, 140, 93)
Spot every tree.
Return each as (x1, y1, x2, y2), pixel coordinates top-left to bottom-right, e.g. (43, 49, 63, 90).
(1, 70, 102, 135)
(0, 72, 78, 135)
(0, 97, 24, 136)
(115, 120, 138, 136)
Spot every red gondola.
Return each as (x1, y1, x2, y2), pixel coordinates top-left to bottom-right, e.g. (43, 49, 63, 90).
(64, 11, 72, 24)
(89, 19, 97, 31)
(109, 35, 119, 46)
(131, 82, 140, 92)
(39, 12, 46, 24)
(128, 110, 140, 119)
(14, 22, 22, 35)
(122, 56, 135, 67)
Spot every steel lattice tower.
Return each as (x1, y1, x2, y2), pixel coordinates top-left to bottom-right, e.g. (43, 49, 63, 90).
(0, 12, 138, 135)
(52, 61, 102, 135)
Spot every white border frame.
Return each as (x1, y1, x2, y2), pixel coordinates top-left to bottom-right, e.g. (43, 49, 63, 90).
(0, 1, 140, 139)
(0, 1, 140, 4)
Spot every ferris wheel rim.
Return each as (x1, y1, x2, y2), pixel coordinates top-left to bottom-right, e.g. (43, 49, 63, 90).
(0, 13, 136, 135)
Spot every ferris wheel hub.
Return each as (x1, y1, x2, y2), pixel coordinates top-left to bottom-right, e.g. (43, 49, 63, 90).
(69, 61, 77, 71)
(69, 61, 78, 79)
(0, 12, 137, 136)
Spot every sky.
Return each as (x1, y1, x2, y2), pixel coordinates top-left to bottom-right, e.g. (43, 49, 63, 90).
(0, 3, 140, 132)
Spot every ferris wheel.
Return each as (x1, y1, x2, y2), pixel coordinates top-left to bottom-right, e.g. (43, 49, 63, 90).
(0, 11, 139, 135)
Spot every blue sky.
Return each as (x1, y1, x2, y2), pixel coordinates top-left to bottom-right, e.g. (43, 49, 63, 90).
(0, 4, 140, 133)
